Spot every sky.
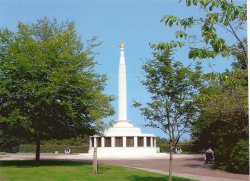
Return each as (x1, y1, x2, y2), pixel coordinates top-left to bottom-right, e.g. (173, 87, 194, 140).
(0, 0, 245, 139)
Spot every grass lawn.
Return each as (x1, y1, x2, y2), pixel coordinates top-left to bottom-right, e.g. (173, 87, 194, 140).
(0, 160, 197, 181)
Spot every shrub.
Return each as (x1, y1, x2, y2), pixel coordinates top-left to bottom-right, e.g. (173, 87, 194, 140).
(214, 142, 230, 170)
(41, 136, 88, 146)
(19, 144, 89, 153)
(0, 130, 22, 153)
(158, 142, 195, 153)
(178, 143, 195, 153)
(229, 139, 249, 174)
(158, 143, 170, 153)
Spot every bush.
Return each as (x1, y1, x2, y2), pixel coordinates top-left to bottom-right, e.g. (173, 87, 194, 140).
(214, 139, 249, 174)
(214, 143, 230, 170)
(19, 144, 89, 153)
(0, 130, 23, 153)
(229, 139, 249, 174)
(178, 143, 195, 153)
(158, 142, 195, 153)
(41, 136, 88, 146)
(158, 143, 170, 153)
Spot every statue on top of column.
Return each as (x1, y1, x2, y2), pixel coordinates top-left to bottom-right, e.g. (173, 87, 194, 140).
(119, 41, 125, 49)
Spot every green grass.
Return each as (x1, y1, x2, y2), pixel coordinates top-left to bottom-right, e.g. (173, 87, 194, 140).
(0, 160, 197, 181)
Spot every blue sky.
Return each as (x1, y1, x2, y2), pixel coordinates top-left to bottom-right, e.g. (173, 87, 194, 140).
(0, 0, 244, 139)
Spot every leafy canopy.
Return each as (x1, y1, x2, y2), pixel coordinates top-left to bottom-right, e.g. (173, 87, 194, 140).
(161, 0, 247, 69)
(134, 45, 202, 145)
(0, 18, 114, 140)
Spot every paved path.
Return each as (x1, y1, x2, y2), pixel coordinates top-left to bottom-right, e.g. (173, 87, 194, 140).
(0, 153, 249, 181)
(99, 155, 249, 181)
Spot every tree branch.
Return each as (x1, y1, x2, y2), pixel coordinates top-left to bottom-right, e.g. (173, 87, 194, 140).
(228, 23, 248, 62)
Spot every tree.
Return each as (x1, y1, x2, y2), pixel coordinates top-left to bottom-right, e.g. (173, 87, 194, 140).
(161, 0, 248, 173)
(134, 45, 202, 181)
(156, 136, 169, 145)
(192, 69, 248, 173)
(162, 0, 247, 68)
(0, 18, 114, 161)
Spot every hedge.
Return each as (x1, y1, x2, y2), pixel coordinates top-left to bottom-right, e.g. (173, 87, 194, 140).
(41, 137, 88, 146)
(19, 144, 89, 153)
(158, 143, 195, 153)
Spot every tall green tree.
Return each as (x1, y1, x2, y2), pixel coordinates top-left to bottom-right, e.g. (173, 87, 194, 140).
(0, 18, 114, 161)
(160, 0, 248, 173)
(134, 45, 202, 181)
(192, 69, 248, 173)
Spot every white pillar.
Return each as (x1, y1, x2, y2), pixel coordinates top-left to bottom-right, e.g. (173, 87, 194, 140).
(94, 137, 97, 147)
(123, 137, 126, 147)
(118, 42, 127, 121)
(101, 137, 104, 147)
(89, 137, 92, 148)
(111, 137, 115, 147)
(144, 137, 147, 147)
(150, 137, 153, 147)
(154, 137, 156, 147)
(134, 137, 137, 147)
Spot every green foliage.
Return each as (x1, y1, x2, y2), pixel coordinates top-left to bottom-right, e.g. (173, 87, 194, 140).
(134, 45, 202, 146)
(214, 139, 249, 174)
(26, 136, 90, 153)
(158, 143, 170, 153)
(0, 18, 114, 157)
(156, 137, 169, 145)
(162, 0, 247, 69)
(134, 45, 202, 180)
(162, 0, 248, 174)
(192, 69, 248, 173)
(0, 130, 23, 153)
(228, 139, 249, 174)
(158, 142, 195, 153)
(19, 144, 88, 153)
(156, 137, 195, 153)
(41, 136, 88, 146)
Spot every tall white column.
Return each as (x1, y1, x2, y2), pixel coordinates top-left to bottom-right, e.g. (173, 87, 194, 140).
(94, 137, 97, 147)
(89, 137, 92, 148)
(101, 137, 104, 147)
(118, 41, 127, 121)
(111, 137, 115, 147)
(123, 137, 126, 147)
(134, 137, 138, 147)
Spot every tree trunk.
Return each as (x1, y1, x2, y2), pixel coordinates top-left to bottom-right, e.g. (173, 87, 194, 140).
(168, 140, 173, 181)
(35, 133, 40, 161)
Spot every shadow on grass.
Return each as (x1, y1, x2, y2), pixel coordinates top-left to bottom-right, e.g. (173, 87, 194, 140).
(0, 160, 90, 168)
(128, 176, 167, 181)
(96, 165, 111, 174)
(128, 175, 195, 181)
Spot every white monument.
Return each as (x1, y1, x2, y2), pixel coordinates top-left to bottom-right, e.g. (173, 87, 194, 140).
(88, 41, 158, 157)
